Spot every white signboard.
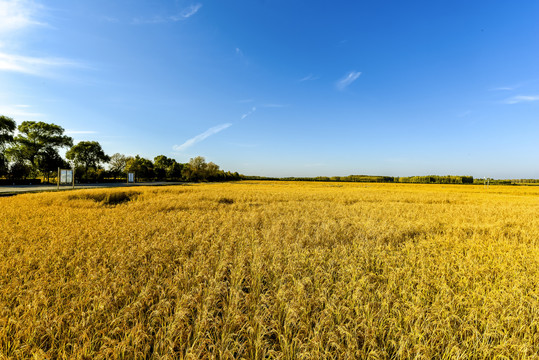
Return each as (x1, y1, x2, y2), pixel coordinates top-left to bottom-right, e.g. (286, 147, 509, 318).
(60, 169, 73, 184)
(128, 172, 135, 183)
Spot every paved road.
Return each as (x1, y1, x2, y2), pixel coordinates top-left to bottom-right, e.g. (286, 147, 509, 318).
(0, 182, 187, 195)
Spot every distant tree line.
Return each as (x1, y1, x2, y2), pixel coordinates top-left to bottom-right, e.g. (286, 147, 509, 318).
(0, 116, 241, 184)
(395, 175, 474, 184)
(246, 175, 476, 184)
(273, 175, 395, 183)
(472, 178, 539, 186)
(508, 179, 539, 184)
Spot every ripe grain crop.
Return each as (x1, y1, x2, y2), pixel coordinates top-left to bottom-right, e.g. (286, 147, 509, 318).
(1, 182, 539, 359)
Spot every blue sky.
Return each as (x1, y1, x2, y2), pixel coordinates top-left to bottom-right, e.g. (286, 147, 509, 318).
(0, 0, 538, 178)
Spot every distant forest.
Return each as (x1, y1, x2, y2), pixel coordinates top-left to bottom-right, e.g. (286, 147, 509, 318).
(246, 175, 539, 185)
(248, 175, 475, 184)
(1, 116, 537, 185)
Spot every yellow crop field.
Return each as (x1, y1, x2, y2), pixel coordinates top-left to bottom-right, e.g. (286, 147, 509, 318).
(1, 181, 539, 359)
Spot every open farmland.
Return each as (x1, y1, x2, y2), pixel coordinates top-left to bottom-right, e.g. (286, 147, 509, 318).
(1, 182, 539, 359)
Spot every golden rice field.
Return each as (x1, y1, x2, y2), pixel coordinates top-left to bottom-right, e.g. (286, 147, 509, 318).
(1, 181, 539, 359)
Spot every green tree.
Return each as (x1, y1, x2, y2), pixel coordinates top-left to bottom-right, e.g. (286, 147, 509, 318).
(108, 153, 128, 180)
(181, 156, 226, 181)
(0, 115, 17, 177)
(153, 155, 173, 180)
(36, 147, 69, 183)
(9, 161, 31, 180)
(0, 115, 16, 150)
(206, 162, 220, 180)
(153, 155, 185, 181)
(7, 121, 73, 176)
(167, 161, 184, 180)
(66, 141, 110, 182)
(153, 155, 184, 180)
(126, 155, 154, 181)
(0, 156, 7, 178)
(185, 156, 207, 181)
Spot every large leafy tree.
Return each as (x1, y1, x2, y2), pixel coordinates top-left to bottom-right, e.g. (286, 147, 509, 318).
(153, 155, 185, 181)
(0, 115, 17, 177)
(153, 155, 173, 180)
(66, 141, 110, 181)
(36, 147, 69, 183)
(9, 161, 31, 180)
(126, 155, 154, 181)
(183, 156, 206, 181)
(181, 156, 225, 182)
(206, 161, 220, 180)
(167, 161, 184, 180)
(0, 115, 16, 150)
(184, 156, 222, 181)
(108, 153, 128, 179)
(7, 121, 73, 176)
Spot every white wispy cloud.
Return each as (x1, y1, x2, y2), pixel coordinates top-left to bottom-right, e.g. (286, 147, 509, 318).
(0, 104, 45, 119)
(173, 123, 232, 152)
(262, 104, 286, 108)
(241, 107, 256, 119)
(133, 3, 202, 24)
(173, 106, 257, 152)
(100, 16, 119, 23)
(336, 71, 361, 90)
(503, 95, 539, 104)
(177, 3, 202, 19)
(490, 79, 539, 92)
(235, 47, 250, 62)
(0, 52, 83, 76)
(0, 0, 46, 34)
(235, 47, 250, 65)
(299, 74, 318, 82)
(0, 1, 84, 78)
